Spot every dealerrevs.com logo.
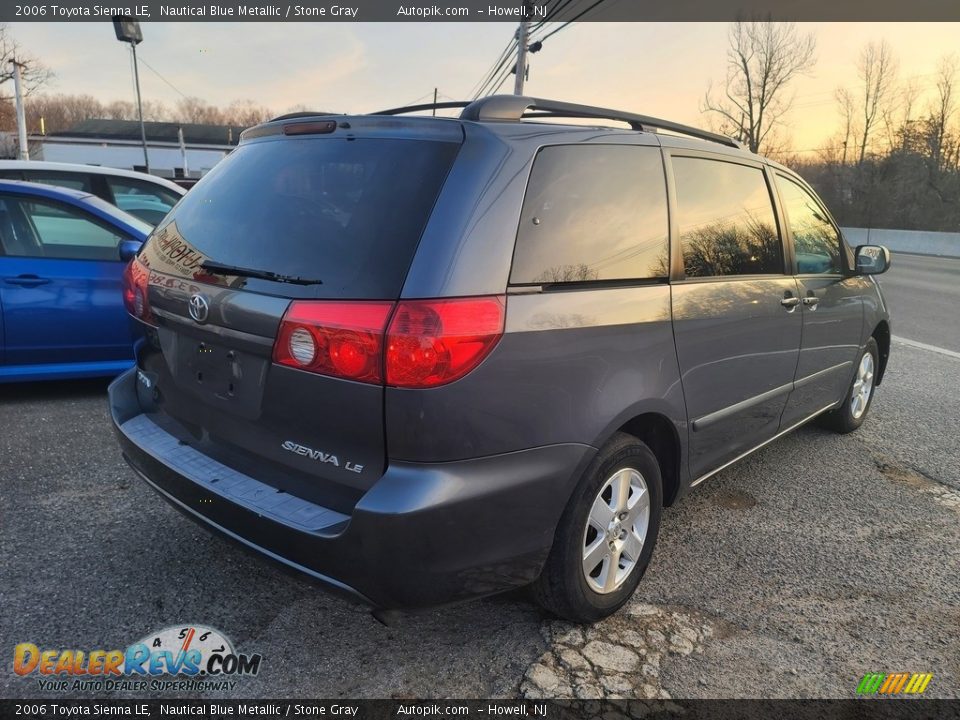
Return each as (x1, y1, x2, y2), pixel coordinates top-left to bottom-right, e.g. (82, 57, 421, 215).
(13, 625, 262, 693)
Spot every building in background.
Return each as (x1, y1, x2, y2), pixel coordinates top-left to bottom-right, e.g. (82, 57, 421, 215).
(25, 119, 244, 180)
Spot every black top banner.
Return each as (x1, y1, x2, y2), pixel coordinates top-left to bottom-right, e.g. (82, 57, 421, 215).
(4, 0, 960, 22)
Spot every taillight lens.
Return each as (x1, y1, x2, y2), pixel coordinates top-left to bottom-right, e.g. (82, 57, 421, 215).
(386, 297, 505, 388)
(122, 257, 155, 326)
(273, 301, 394, 384)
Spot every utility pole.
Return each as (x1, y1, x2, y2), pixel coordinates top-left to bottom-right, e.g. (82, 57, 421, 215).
(10, 60, 29, 161)
(513, 4, 530, 95)
(178, 126, 189, 178)
(432, 87, 437, 116)
(130, 42, 149, 172)
(113, 17, 149, 172)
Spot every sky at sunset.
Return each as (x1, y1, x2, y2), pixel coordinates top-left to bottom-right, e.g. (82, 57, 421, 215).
(8, 22, 959, 156)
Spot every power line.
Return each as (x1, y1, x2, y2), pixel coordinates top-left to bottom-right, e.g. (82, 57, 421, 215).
(474, 38, 519, 99)
(469, 36, 518, 99)
(489, 62, 516, 95)
(476, 50, 516, 98)
(529, 0, 588, 41)
(529, 0, 577, 33)
(399, 90, 436, 107)
(472, 42, 516, 98)
(538, 0, 609, 43)
(776, 78, 948, 115)
(483, 52, 518, 97)
(471, 0, 608, 100)
(136, 54, 189, 99)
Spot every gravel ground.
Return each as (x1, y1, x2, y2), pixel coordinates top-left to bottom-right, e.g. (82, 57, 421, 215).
(1, 339, 957, 700)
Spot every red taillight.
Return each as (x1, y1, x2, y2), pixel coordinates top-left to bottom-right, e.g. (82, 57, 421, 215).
(122, 257, 155, 326)
(386, 297, 505, 388)
(273, 301, 394, 384)
(272, 296, 506, 388)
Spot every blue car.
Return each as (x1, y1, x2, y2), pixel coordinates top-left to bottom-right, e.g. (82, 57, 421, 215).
(0, 180, 151, 383)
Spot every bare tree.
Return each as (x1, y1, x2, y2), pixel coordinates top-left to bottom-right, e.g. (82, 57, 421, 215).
(856, 39, 898, 164)
(222, 99, 273, 127)
(174, 97, 226, 125)
(101, 98, 168, 123)
(0, 24, 53, 134)
(887, 78, 923, 152)
(835, 87, 856, 165)
(928, 53, 957, 172)
(173, 97, 275, 127)
(22, 94, 170, 134)
(25, 94, 102, 134)
(900, 78, 922, 127)
(0, 24, 53, 95)
(702, 19, 816, 153)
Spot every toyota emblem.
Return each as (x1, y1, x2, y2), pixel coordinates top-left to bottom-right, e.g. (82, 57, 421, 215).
(188, 294, 210, 323)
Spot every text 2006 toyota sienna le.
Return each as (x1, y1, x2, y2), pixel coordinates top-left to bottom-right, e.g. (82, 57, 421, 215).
(110, 96, 891, 622)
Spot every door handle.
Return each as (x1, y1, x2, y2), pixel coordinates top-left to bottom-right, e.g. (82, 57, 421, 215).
(802, 295, 820, 307)
(5, 274, 51, 287)
(780, 294, 800, 310)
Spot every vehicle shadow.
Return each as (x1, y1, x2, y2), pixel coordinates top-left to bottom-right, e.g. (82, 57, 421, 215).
(0, 377, 112, 403)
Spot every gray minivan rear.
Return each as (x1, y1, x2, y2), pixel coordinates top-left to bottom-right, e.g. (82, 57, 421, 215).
(110, 97, 890, 621)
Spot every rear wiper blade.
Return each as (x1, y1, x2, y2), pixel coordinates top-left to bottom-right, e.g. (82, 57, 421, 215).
(200, 261, 323, 286)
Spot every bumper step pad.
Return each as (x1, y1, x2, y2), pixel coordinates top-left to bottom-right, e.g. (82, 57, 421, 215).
(120, 414, 348, 533)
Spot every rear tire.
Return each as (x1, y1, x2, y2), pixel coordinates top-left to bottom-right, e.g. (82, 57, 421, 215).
(532, 432, 662, 623)
(818, 337, 879, 434)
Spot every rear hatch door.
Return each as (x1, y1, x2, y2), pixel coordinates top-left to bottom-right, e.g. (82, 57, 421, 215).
(135, 121, 462, 501)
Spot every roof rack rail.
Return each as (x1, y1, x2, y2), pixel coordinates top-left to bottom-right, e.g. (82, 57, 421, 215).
(460, 95, 744, 150)
(371, 101, 472, 116)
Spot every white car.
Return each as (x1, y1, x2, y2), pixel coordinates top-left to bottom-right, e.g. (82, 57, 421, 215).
(0, 161, 185, 226)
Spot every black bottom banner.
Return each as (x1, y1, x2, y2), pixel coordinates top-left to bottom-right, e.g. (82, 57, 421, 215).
(2, 700, 959, 720)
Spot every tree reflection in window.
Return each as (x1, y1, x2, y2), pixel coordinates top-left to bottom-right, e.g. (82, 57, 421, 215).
(777, 175, 842, 275)
(511, 145, 669, 285)
(673, 157, 784, 278)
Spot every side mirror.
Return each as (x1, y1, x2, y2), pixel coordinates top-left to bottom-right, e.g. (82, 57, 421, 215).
(118, 239, 141, 262)
(855, 245, 891, 275)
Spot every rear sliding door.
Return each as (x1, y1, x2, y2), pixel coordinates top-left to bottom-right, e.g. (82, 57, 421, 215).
(667, 152, 802, 481)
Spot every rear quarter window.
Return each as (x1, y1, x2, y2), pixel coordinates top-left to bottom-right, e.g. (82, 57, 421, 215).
(510, 145, 670, 285)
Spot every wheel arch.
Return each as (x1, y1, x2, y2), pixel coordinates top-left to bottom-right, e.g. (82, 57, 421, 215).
(613, 412, 684, 508)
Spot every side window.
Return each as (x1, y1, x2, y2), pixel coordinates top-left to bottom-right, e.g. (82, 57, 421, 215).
(0, 196, 124, 261)
(510, 145, 669, 284)
(672, 157, 783, 278)
(106, 178, 180, 226)
(776, 175, 842, 275)
(21, 170, 94, 193)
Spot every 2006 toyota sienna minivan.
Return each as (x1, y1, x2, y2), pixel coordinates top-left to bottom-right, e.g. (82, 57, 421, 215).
(109, 96, 891, 622)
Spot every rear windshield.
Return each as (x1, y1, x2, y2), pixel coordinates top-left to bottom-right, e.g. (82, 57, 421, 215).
(141, 136, 459, 298)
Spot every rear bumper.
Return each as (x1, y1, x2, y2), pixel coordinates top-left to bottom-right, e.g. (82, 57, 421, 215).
(109, 368, 594, 609)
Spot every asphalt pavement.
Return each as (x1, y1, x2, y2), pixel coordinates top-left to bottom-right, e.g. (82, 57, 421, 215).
(877, 252, 960, 353)
(1, 258, 958, 700)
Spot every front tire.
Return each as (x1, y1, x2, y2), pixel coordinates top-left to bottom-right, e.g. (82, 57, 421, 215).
(532, 432, 663, 622)
(819, 337, 879, 434)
